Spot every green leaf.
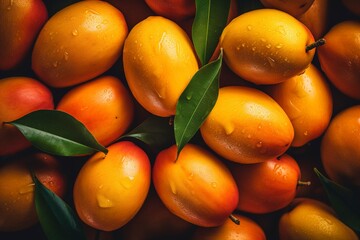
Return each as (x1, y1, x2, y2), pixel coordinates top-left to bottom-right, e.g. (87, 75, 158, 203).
(6, 109, 108, 156)
(174, 49, 223, 157)
(192, 0, 230, 65)
(32, 172, 86, 240)
(121, 115, 175, 150)
(314, 168, 360, 234)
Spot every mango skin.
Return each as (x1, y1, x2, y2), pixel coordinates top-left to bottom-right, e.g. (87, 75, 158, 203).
(0, 77, 54, 156)
(123, 16, 199, 117)
(32, 0, 128, 88)
(231, 154, 301, 214)
(73, 141, 151, 231)
(0, 0, 48, 70)
(153, 144, 239, 227)
(191, 213, 266, 240)
(266, 64, 333, 147)
(56, 75, 134, 147)
(279, 198, 359, 240)
(200, 86, 294, 164)
(220, 8, 315, 85)
(0, 152, 66, 232)
(297, 0, 330, 40)
(317, 20, 360, 100)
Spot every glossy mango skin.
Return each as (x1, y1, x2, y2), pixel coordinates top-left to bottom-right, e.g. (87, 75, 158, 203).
(266, 64, 333, 147)
(152, 144, 239, 227)
(123, 16, 199, 117)
(231, 154, 301, 214)
(200, 86, 294, 164)
(279, 198, 359, 240)
(220, 8, 315, 85)
(73, 141, 151, 231)
(0, 77, 54, 156)
(32, 0, 128, 88)
(317, 20, 360, 99)
(0, 0, 48, 70)
(56, 75, 134, 147)
(0, 153, 66, 232)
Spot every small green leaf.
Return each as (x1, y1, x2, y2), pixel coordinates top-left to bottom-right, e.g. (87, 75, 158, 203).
(121, 116, 174, 150)
(32, 172, 86, 240)
(175, 50, 223, 157)
(314, 168, 360, 233)
(6, 109, 108, 156)
(192, 0, 230, 65)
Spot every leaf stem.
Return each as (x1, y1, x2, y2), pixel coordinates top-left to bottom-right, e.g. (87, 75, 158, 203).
(306, 38, 326, 52)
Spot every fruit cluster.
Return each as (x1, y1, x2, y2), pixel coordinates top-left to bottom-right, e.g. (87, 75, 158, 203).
(0, 0, 359, 239)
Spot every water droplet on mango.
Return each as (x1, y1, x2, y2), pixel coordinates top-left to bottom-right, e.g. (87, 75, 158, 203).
(64, 51, 69, 61)
(224, 123, 235, 135)
(97, 194, 113, 208)
(72, 29, 79, 36)
(19, 183, 35, 195)
(121, 176, 134, 189)
(267, 57, 276, 67)
(170, 181, 177, 195)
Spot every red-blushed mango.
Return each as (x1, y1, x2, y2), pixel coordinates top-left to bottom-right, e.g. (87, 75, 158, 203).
(0, 76, 54, 156)
(32, 0, 128, 88)
(231, 154, 301, 214)
(0, 152, 66, 232)
(0, 0, 48, 70)
(73, 141, 151, 231)
(200, 86, 294, 164)
(153, 144, 239, 227)
(56, 75, 134, 147)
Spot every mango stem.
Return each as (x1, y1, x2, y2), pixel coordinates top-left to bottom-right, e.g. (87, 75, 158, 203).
(229, 214, 240, 225)
(306, 38, 326, 52)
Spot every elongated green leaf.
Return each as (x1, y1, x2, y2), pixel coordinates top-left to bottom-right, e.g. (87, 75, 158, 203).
(314, 168, 360, 233)
(175, 50, 223, 156)
(32, 173, 86, 240)
(192, 0, 230, 65)
(6, 109, 108, 156)
(121, 116, 174, 149)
